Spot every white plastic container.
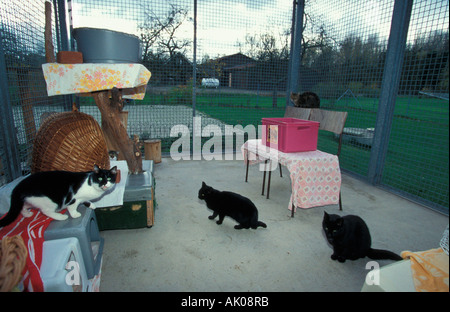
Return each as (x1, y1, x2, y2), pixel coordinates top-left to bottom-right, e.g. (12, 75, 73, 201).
(44, 205, 104, 279)
(41, 237, 89, 292)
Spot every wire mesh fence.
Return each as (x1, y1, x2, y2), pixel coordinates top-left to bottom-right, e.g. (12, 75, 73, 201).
(73, 0, 293, 155)
(302, 0, 395, 181)
(0, 0, 70, 183)
(0, 0, 448, 213)
(382, 0, 449, 209)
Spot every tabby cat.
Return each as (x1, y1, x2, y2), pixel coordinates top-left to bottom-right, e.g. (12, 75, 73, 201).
(0, 165, 117, 227)
(198, 182, 267, 230)
(290, 91, 320, 108)
(322, 212, 402, 263)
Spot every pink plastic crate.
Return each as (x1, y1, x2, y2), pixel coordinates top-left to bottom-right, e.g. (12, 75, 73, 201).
(261, 118, 319, 152)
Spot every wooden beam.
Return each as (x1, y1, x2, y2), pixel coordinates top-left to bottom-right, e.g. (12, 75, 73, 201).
(92, 88, 143, 174)
(44, 1, 56, 63)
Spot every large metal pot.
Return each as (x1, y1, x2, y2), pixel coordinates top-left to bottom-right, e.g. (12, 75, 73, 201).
(73, 27, 142, 63)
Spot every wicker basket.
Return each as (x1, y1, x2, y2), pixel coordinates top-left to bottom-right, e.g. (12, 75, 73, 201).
(31, 109, 110, 173)
(0, 236, 27, 292)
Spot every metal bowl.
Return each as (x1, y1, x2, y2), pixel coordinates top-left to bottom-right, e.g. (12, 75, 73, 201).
(73, 27, 142, 63)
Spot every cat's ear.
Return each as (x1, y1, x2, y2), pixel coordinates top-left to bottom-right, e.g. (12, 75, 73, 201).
(323, 211, 329, 220)
(110, 166, 117, 174)
(93, 164, 100, 173)
(202, 181, 206, 187)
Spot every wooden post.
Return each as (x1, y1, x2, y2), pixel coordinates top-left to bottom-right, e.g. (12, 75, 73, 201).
(44, 1, 56, 63)
(144, 139, 161, 164)
(103, 111, 128, 160)
(92, 89, 143, 174)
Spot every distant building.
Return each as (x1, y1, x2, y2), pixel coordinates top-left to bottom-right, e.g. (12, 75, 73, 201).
(214, 53, 256, 88)
(201, 52, 320, 92)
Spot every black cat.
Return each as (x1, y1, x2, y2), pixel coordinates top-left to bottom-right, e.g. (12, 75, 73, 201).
(322, 212, 402, 263)
(0, 165, 117, 227)
(290, 91, 320, 108)
(198, 182, 267, 230)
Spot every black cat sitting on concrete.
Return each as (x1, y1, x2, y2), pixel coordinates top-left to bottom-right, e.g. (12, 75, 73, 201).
(198, 182, 267, 230)
(322, 212, 402, 263)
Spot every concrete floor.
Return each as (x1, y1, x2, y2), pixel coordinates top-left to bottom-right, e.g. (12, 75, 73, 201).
(99, 155, 448, 292)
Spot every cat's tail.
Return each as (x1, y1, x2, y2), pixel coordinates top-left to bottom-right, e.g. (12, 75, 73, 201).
(367, 248, 402, 261)
(257, 221, 267, 228)
(0, 192, 24, 228)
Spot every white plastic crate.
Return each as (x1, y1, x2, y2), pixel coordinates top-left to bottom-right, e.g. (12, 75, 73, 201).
(41, 237, 88, 292)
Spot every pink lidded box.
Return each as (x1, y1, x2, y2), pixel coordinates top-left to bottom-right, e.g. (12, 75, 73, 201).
(261, 118, 319, 152)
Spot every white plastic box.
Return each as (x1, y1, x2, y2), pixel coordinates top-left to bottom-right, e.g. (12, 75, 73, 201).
(41, 237, 89, 292)
(44, 205, 104, 279)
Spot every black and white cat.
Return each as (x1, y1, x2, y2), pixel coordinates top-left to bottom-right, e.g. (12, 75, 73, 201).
(0, 165, 117, 227)
(322, 212, 402, 263)
(198, 182, 267, 230)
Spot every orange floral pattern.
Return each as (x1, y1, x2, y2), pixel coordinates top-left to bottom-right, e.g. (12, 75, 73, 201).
(401, 248, 449, 292)
(42, 63, 151, 99)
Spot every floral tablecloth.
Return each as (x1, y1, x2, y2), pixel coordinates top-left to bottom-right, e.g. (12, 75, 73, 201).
(42, 63, 151, 99)
(242, 139, 341, 210)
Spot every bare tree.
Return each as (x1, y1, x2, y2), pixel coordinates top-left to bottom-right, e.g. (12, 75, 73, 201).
(139, 3, 192, 62)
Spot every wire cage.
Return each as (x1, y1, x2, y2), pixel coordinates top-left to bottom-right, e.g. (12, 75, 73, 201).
(0, 0, 448, 214)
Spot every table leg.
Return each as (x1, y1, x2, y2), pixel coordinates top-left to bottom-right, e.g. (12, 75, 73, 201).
(266, 162, 272, 199)
(245, 149, 249, 182)
(261, 159, 268, 195)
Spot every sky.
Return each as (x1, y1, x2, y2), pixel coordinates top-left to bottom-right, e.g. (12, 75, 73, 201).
(70, 0, 293, 60)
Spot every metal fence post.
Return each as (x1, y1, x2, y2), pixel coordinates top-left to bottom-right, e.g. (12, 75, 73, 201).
(368, 0, 413, 185)
(192, 0, 197, 118)
(288, 0, 304, 101)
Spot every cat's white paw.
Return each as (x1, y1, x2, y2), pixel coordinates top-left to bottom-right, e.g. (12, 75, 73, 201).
(70, 211, 82, 218)
(21, 209, 34, 218)
(52, 213, 69, 221)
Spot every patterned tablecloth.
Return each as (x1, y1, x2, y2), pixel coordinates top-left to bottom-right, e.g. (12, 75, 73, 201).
(242, 139, 341, 211)
(42, 63, 151, 99)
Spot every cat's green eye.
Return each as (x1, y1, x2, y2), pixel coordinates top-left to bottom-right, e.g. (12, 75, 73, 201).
(98, 177, 103, 181)
(107, 177, 111, 181)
